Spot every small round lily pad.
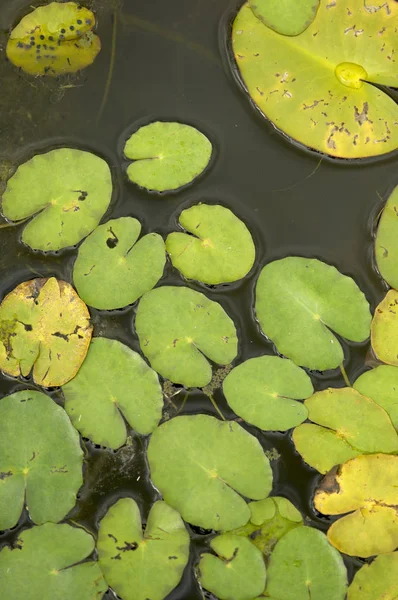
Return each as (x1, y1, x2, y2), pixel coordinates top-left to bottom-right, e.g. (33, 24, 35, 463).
(166, 203, 255, 284)
(73, 217, 166, 310)
(354, 365, 398, 430)
(124, 121, 212, 192)
(347, 552, 398, 600)
(249, 0, 320, 36)
(371, 290, 398, 366)
(375, 185, 398, 289)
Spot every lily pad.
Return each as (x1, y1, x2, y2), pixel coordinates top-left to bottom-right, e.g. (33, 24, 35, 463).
(147, 414, 272, 530)
(314, 454, 398, 557)
(62, 337, 163, 449)
(375, 185, 398, 289)
(0, 277, 92, 387)
(223, 355, 313, 431)
(232, 1, 398, 158)
(354, 365, 398, 430)
(198, 534, 267, 600)
(124, 121, 212, 192)
(166, 204, 255, 284)
(6, 2, 101, 77)
(73, 217, 166, 310)
(0, 523, 106, 600)
(371, 290, 398, 366)
(1, 148, 112, 251)
(97, 498, 190, 600)
(255, 257, 371, 371)
(0, 390, 83, 530)
(292, 387, 398, 473)
(265, 527, 347, 600)
(347, 552, 398, 600)
(135, 286, 238, 388)
(249, 0, 320, 36)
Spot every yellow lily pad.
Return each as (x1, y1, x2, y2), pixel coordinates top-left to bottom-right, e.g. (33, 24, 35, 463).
(371, 290, 398, 366)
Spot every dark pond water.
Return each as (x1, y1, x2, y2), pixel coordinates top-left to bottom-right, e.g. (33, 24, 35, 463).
(0, 0, 397, 598)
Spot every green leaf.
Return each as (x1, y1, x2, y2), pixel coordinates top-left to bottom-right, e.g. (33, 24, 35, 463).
(347, 552, 398, 600)
(232, 1, 398, 158)
(0, 523, 106, 600)
(136, 286, 238, 388)
(166, 204, 255, 284)
(0, 277, 92, 387)
(6, 2, 101, 76)
(147, 415, 272, 530)
(255, 257, 371, 371)
(265, 527, 348, 600)
(375, 186, 398, 289)
(62, 337, 163, 449)
(1, 148, 112, 251)
(314, 454, 398, 557)
(97, 498, 190, 600)
(0, 390, 83, 530)
(73, 217, 166, 310)
(371, 290, 398, 366)
(223, 356, 312, 431)
(249, 0, 320, 36)
(198, 534, 267, 600)
(354, 365, 398, 430)
(124, 121, 212, 192)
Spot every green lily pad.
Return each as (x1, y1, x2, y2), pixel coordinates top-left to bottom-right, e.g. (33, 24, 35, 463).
(265, 527, 347, 600)
(255, 257, 371, 371)
(97, 498, 190, 600)
(124, 121, 212, 192)
(1, 148, 112, 251)
(0, 523, 106, 600)
(73, 217, 166, 310)
(0, 390, 83, 530)
(198, 534, 267, 600)
(166, 204, 255, 284)
(6, 2, 101, 77)
(62, 337, 163, 449)
(249, 0, 320, 36)
(223, 356, 313, 431)
(232, 1, 398, 158)
(0, 277, 92, 387)
(354, 365, 398, 430)
(135, 286, 238, 388)
(375, 186, 398, 289)
(371, 290, 398, 366)
(314, 454, 398, 557)
(347, 552, 398, 600)
(292, 387, 398, 473)
(147, 414, 272, 530)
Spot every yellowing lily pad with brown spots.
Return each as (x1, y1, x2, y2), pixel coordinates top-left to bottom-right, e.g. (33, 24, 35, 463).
(371, 289, 398, 365)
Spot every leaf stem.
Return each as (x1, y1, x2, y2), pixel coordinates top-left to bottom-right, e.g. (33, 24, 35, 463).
(339, 364, 351, 387)
(207, 393, 226, 421)
(176, 391, 189, 415)
(96, 10, 117, 124)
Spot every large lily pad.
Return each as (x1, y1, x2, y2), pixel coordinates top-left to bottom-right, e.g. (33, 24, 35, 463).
(371, 290, 398, 365)
(314, 454, 398, 557)
(73, 217, 166, 310)
(62, 337, 163, 449)
(347, 552, 398, 600)
(135, 286, 238, 388)
(124, 121, 212, 192)
(265, 527, 347, 600)
(255, 257, 371, 371)
(0, 390, 83, 530)
(0, 277, 92, 387)
(249, 0, 320, 36)
(354, 365, 398, 430)
(97, 498, 190, 600)
(0, 523, 106, 600)
(166, 204, 255, 284)
(292, 387, 398, 473)
(147, 415, 272, 530)
(1, 148, 112, 251)
(375, 186, 398, 289)
(6, 2, 101, 77)
(232, 1, 398, 158)
(223, 355, 313, 431)
(198, 534, 267, 600)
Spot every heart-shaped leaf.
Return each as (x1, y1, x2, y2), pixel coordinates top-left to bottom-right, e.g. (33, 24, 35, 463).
(375, 185, 398, 289)
(198, 534, 267, 600)
(232, 1, 398, 158)
(0, 523, 106, 600)
(314, 454, 398, 557)
(249, 0, 320, 36)
(223, 355, 313, 431)
(1, 148, 112, 251)
(166, 203, 255, 284)
(354, 365, 398, 430)
(124, 122, 212, 192)
(292, 387, 398, 473)
(347, 552, 398, 600)
(0, 277, 92, 387)
(62, 337, 163, 449)
(0, 390, 83, 530)
(371, 290, 398, 365)
(97, 498, 190, 600)
(147, 415, 272, 530)
(255, 257, 371, 371)
(135, 286, 238, 388)
(73, 217, 166, 310)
